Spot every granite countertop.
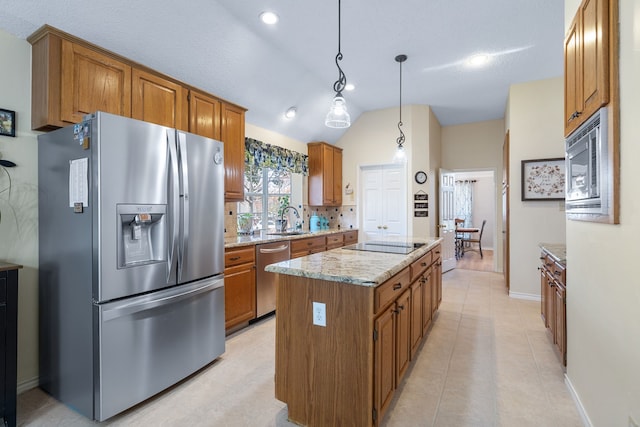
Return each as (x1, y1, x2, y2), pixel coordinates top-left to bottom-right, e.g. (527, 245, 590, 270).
(265, 237, 442, 287)
(540, 243, 566, 264)
(0, 262, 23, 272)
(225, 228, 356, 249)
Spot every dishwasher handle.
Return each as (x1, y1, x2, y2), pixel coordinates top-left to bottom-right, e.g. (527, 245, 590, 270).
(259, 244, 290, 254)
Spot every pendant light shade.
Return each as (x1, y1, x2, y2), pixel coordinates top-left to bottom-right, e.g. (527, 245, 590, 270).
(325, 0, 351, 128)
(393, 54, 407, 163)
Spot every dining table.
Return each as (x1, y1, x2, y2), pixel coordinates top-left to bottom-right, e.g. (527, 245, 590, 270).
(455, 227, 480, 259)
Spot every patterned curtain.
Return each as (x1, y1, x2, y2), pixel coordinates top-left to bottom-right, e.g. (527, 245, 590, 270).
(244, 138, 308, 175)
(454, 180, 474, 226)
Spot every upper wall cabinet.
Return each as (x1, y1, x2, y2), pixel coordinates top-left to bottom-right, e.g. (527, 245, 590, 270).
(564, 0, 609, 136)
(308, 141, 342, 207)
(131, 68, 187, 131)
(28, 25, 246, 202)
(30, 29, 133, 130)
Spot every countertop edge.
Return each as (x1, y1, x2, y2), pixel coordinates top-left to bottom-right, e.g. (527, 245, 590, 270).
(539, 243, 566, 264)
(266, 238, 443, 287)
(225, 228, 357, 249)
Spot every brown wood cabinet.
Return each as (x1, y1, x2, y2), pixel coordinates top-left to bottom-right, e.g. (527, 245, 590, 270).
(564, 0, 609, 136)
(290, 236, 327, 259)
(188, 90, 222, 140)
(539, 250, 567, 366)
(224, 246, 256, 331)
(131, 68, 187, 130)
(221, 103, 247, 202)
(308, 142, 343, 206)
(275, 243, 441, 426)
(29, 28, 132, 130)
(28, 25, 246, 203)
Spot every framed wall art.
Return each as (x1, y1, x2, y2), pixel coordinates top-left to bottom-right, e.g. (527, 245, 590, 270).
(521, 158, 565, 201)
(0, 109, 16, 137)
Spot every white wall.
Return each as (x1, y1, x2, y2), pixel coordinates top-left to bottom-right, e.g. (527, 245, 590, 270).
(506, 77, 566, 299)
(0, 29, 40, 390)
(564, 0, 640, 425)
(441, 119, 504, 269)
(336, 105, 439, 239)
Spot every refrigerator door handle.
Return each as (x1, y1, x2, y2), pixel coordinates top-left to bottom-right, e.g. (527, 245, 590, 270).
(177, 131, 189, 282)
(167, 130, 180, 282)
(101, 277, 224, 321)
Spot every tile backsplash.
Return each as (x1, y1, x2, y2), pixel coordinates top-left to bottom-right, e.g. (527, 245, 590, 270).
(224, 202, 357, 238)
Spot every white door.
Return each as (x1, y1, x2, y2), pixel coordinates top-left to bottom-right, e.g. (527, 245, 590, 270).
(361, 164, 407, 241)
(439, 169, 456, 272)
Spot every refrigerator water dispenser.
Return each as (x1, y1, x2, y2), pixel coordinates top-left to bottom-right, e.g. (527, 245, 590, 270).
(117, 204, 167, 268)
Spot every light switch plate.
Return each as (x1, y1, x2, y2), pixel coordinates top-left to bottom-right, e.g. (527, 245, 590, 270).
(313, 302, 326, 327)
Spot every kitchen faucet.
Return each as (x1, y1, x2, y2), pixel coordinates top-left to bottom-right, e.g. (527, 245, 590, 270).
(280, 206, 300, 231)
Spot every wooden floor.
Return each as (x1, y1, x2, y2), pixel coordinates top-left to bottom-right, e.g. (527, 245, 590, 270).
(456, 248, 494, 272)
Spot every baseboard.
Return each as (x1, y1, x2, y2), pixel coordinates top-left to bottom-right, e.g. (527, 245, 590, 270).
(565, 374, 592, 427)
(17, 376, 39, 395)
(508, 291, 541, 301)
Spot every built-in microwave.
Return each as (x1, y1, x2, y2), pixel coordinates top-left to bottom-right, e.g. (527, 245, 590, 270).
(565, 107, 609, 216)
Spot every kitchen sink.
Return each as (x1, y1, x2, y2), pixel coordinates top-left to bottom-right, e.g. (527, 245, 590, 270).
(267, 231, 309, 236)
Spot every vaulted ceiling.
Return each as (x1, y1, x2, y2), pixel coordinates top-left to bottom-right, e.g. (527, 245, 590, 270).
(0, 0, 565, 144)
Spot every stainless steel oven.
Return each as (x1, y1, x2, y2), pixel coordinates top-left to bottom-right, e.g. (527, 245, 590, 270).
(565, 107, 609, 216)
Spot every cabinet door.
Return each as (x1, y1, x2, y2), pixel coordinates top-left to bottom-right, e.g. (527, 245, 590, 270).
(422, 270, 432, 336)
(374, 306, 395, 422)
(579, 0, 608, 120)
(61, 39, 131, 124)
(221, 103, 246, 202)
(132, 68, 187, 130)
(545, 272, 556, 335)
(540, 266, 548, 327)
(223, 263, 256, 330)
(189, 90, 221, 140)
(564, 16, 581, 135)
(396, 289, 411, 382)
(409, 279, 423, 360)
(308, 142, 343, 207)
(321, 144, 335, 205)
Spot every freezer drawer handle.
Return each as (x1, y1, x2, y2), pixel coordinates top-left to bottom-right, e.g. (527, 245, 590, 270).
(259, 245, 289, 254)
(102, 280, 224, 321)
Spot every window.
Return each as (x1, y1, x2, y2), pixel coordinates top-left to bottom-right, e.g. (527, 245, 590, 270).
(238, 166, 292, 232)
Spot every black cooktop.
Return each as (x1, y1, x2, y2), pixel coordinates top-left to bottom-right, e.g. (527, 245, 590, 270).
(343, 241, 425, 255)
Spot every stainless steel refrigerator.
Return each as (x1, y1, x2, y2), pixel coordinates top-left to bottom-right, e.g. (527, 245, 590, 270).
(38, 112, 226, 421)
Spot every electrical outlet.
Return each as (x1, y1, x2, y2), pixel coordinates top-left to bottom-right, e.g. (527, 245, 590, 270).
(630, 416, 639, 427)
(313, 302, 326, 327)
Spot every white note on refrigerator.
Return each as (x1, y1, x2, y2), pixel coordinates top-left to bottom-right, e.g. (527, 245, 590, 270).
(69, 158, 89, 207)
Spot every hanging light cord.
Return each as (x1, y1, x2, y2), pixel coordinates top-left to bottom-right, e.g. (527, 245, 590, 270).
(333, 0, 347, 97)
(396, 55, 406, 148)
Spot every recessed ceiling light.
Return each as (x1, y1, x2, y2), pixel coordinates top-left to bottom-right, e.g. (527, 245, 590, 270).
(284, 107, 297, 119)
(345, 83, 355, 91)
(260, 11, 279, 25)
(466, 54, 490, 67)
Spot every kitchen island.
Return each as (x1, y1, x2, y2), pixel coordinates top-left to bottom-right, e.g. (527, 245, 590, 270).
(266, 237, 442, 426)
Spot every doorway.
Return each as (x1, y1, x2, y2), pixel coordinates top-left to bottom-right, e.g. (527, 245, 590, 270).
(451, 169, 497, 272)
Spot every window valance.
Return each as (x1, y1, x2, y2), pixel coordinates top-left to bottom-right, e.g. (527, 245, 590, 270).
(244, 138, 308, 175)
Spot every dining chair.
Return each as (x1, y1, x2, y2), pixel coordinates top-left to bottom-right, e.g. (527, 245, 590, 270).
(461, 219, 486, 258)
(454, 218, 465, 259)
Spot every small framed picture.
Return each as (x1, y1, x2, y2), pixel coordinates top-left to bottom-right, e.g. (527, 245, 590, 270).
(0, 109, 16, 137)
(521, 158, 565, 201)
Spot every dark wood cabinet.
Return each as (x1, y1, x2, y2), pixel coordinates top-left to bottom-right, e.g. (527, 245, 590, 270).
(0, 263, 21, 427)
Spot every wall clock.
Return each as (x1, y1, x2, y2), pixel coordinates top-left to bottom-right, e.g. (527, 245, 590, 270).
(414, 171, 427, 184)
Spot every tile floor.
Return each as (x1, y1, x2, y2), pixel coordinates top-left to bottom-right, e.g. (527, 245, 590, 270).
(16, 269, 583, 426)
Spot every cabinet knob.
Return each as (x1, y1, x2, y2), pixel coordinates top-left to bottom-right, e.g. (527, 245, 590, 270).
(398, 304, 405, 311)
(393, 283, 402, 290)
(229, 256, 240, 261)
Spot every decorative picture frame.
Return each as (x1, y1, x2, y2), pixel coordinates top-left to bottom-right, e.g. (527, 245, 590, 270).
(521, 158, 565, 201)
(0, 109, 16, 137)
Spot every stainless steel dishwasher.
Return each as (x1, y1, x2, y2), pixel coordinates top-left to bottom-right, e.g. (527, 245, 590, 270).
(256, 241, 291, 317)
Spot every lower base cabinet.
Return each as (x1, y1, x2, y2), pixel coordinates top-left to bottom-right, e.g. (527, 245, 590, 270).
(539, 249, 566, 365)
(224, 247, 256, 331)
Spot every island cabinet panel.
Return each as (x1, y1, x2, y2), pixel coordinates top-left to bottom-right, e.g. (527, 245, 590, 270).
(374, 268, 410, 314)
(410, 278, 424, 359)
(374, 306, 395, 422)
(395, 288, 412, 382)
(421, 267, 433, 337)
(275, 275, 373, 427)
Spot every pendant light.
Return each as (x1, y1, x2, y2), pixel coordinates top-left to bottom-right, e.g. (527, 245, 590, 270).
(325, 0, 351, 128)
(393, 54, 407, 163)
